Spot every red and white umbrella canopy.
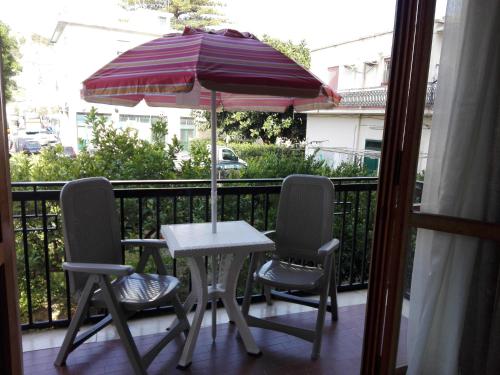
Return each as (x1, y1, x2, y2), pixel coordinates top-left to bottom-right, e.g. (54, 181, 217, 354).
(82, 27, 340, 112)
(82, 27, 341, 233)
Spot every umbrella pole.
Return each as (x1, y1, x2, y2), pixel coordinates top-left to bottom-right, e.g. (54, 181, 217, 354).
(210, 90, 218, 341)
(210, 90, 217, 233)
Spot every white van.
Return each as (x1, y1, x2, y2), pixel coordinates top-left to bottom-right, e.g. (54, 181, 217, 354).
(175, 146, 247, 170)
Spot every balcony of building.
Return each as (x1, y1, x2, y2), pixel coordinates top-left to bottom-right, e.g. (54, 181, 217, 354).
(13, 178, 411, 374)
(336, 82, 436, 109)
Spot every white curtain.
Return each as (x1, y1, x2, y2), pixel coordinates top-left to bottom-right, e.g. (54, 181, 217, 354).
(407, 0, 500, 373)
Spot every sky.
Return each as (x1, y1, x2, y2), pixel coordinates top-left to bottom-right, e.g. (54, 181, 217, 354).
(0, 0, 446, 50)
(222, 0, 397, 49)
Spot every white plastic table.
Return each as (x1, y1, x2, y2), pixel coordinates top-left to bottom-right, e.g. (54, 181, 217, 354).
(160, 220, 275, 368)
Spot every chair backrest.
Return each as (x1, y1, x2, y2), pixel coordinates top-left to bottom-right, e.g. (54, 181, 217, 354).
(275, 174, 335, 263)
(60, 177, 122, 294)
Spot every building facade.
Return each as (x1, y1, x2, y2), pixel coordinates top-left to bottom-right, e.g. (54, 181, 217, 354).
(7, 3, 196, 153)
(305, 20, 444, 174)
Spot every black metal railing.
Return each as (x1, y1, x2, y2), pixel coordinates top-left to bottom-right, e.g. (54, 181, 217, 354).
(338, 82, 436, 108)
(12, 177, 378, 330)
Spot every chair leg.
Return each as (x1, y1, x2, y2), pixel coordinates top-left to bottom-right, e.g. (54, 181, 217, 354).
(54, 276, 96, 366)
(329, 263, 339, 322)
(264, 285, 273, 305)
(311, 285, 329, 360)
(172, 294, 190, 337)
(98, 275, 146, 375)
(142, 295, 190, 369)
(242, 253, 259, 318)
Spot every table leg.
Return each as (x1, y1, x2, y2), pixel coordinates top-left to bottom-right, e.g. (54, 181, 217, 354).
(177, 256, 207, 369)
(219, 252, 260, 355)
(211, 254, 217, 341)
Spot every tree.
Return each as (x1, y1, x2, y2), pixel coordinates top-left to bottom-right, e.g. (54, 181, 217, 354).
(122, 0, 226, 30)
(151, 116, 168, 147)
(0, 21, 22, 102)
(204, 108, 307, 144)
(86, 108, 176, 180)
(194, 37, 312, 144)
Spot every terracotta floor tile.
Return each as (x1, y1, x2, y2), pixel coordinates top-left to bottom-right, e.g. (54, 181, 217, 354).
(24, 304, 407, 374)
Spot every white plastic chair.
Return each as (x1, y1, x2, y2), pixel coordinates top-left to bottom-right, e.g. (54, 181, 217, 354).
(242, 174, 339, 359)
(54, 177, 189, 374)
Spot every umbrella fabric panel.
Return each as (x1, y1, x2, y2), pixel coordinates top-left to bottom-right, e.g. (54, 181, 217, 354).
(84, 81, 340, 113)
(195, 31, 322, 98)
(82, 33, 202, 103)
(143, 87, 339, 113)
(84, 85, 340, 112)
(82, 28, 340, 108)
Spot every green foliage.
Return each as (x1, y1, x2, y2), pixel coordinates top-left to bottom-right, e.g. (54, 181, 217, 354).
(176, 139, 211, 179)
(189, 139, 210, 165)
(9, 152, 31, 181)
(226, 145, 368, 179)
(0, 21, 22, 102)
(416, 169, 425, 182)
(30, 145, 79, 181)
(122, 0, 226, 30)
(86, 108, 176, 180)
(223, 142, 286, 159)
(10, 124, 368, 183)
(167, 134, 183, 160)
(169, 0, 226, 30)
(150, 116, 168, 147)
(214, 108, 307, 144)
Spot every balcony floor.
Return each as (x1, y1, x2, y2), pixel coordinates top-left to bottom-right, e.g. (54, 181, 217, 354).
(23, 292, 408, 374)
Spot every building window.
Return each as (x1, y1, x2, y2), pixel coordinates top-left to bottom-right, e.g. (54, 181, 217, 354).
(382, 58, 391, 85)
(180, 117, 194, 127)
(119, 114, 163, 128)
(119, 114, 153, 125)
(328, 66, 339, 91)
(363, 139, 382, 175)
(363, 61, 378, 88)
(118, 114, 165, 141)
(180, 117, 196, 150)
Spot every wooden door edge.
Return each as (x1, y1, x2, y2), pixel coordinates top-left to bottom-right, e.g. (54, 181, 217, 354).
(0, 42, 23, 375)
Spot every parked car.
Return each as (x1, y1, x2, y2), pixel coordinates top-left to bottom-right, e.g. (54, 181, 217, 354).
(25, 125, 59, 147)
(22, 140, 42, 154)
(174, 146, 248, 171)
(218, 147, 248, 169)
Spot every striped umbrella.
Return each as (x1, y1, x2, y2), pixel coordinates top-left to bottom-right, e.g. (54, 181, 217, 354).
(82, 27, 341, 233)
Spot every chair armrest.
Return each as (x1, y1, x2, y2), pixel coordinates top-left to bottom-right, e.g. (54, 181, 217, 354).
(121, 239, 167, 248)
(317, 238, 340, 257)
(62, 262, 134, 276)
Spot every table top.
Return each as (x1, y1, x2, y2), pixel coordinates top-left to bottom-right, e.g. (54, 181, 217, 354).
(161, 221, 275, 258)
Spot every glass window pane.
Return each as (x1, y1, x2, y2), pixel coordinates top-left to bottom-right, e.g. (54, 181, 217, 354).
(401, 1, 499, 373)
(399, 230, 500, 373)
